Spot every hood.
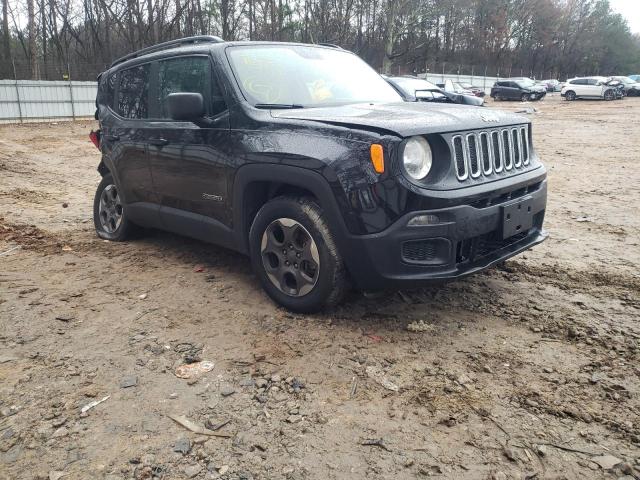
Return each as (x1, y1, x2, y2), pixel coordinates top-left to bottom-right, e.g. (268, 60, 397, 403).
(270, 102, 527, 137)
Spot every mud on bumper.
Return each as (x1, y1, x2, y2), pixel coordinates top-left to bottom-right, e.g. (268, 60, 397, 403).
(342, 180, 548, 290)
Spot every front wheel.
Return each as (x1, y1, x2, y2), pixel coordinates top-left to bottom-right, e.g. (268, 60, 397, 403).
(520, 93, 529, 102)
(93, 173, 137, 241)
(565, 91, 576, 101)
(604, 89, 615, 101)
(249, 197, 347, 313)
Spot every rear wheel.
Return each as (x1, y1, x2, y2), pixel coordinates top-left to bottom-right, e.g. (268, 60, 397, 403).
(565, 90, 576, 101)
(93, 173, 137, 241)
(249, 197, 347, 313)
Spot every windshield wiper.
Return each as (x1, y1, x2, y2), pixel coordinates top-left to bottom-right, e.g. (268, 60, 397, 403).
(254, 103, 305, 109)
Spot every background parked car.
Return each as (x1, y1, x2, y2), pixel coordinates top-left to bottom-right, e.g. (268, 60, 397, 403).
(539, 79, 561, 92)
(629, 75, 640, 82)
(490, 78, 547, 101)
(435, 81, 475, 96)
(457, 81, 486, 97)
(609, 76, 640, 96)
(561, 77, 620, 101)
(385, 76, 484, 106)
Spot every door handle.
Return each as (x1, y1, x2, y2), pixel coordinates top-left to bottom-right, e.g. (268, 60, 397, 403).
(149, 138, 169, 147)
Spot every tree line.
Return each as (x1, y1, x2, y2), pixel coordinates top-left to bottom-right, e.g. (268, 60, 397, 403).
(2, 0, 639, 81)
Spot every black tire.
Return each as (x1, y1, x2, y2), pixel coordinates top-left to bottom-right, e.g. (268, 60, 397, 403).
(520, 93, 529, 102)
(565, 90, 576, 101)
(604, 89, 615, 101)
(93, 173, 137, 241)
(249, 196, 347, 313)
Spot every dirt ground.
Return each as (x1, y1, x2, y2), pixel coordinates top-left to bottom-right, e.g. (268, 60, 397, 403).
(1, 94, 639, 480)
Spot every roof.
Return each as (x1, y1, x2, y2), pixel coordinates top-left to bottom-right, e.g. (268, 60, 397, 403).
(109, 37, 346, 71)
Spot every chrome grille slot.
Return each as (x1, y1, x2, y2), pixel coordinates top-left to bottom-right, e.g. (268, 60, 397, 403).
(452, 135, 468, 180)
(466, 134, 481, 178)
(480, 132, 492, 175)
(502, 129, 513, 170)
(512, 128, 521, 167)
(491, 131, 503, 173)
(521, 127, 530, 165)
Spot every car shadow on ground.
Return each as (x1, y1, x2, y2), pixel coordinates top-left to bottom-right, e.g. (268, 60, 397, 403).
(123, 228, 504, 333)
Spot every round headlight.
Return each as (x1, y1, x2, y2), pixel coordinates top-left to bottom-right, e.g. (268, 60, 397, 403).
(403, 136, 432, 180)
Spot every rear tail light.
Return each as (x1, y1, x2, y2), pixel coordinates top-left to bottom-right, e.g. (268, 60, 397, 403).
(89, 130, 101, 149)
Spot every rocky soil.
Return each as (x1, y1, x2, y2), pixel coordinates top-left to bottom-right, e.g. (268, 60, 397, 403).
(1, 95, 639, 480)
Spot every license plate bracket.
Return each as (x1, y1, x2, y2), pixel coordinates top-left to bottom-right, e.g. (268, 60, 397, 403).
(501, 197, 534, 239)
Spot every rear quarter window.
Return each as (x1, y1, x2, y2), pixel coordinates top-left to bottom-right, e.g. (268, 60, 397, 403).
(116, 64, 150, 119)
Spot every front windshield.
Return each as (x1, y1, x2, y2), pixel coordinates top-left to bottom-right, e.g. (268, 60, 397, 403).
(226, 45, 402, 107)
(392, 77, 440, 94)
(516, 79, 536, 88)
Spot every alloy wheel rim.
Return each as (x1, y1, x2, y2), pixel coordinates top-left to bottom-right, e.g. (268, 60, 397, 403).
(98, 184, 123, 233)
(260, 218, 320, 297)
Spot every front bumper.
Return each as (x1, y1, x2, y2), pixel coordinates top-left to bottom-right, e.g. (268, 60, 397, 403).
(342, 177, 548, 290)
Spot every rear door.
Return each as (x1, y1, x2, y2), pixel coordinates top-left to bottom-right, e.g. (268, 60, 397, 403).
(584, 78, 601, 97)
(146, 55, 233, 232)
(506, 81, 520, 99)
(107, 63, 157, 208)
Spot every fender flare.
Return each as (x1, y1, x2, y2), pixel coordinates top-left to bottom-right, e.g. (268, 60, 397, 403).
(232, 163, 352, 257)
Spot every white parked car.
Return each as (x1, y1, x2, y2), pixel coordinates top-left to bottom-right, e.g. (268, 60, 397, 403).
(561, 76, 618, 101)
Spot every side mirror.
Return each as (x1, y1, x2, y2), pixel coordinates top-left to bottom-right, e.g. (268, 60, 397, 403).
(166, 92, 205, 121)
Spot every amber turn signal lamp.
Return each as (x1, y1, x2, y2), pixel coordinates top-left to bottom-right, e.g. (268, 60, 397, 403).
(370, 144, 384, 173)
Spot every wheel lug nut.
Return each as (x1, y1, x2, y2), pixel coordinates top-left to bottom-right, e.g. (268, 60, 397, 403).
(294, 263, 298, 268)
(282, 249, 287, 254)
(296, 253, 301, 258)
(285, 261, 290, 266)
(289, 244, 293, 249)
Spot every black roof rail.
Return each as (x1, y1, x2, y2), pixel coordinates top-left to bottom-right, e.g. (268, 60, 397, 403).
(316, 43, 343, 49)
(110, 35, 224, 68)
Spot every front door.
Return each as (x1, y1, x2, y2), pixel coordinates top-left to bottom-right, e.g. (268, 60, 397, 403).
(147, 56, 232, 231)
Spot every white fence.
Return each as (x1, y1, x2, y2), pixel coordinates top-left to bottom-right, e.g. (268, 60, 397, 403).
(0, 80, 97, 123)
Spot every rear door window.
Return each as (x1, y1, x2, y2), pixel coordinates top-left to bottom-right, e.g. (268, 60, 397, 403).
(116, 64, 150, 119)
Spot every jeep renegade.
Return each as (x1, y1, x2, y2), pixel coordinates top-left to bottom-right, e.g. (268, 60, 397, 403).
(92, 36, 548, 312)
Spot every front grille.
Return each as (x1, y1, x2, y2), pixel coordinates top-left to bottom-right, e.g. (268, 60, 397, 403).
(452, 126, 530, 182)
(402, 240, 436, 263)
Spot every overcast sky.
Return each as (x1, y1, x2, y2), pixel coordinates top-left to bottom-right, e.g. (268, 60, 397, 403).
(609, 0, 640, 34)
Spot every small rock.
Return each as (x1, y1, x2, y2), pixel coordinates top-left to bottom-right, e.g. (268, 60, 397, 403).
(592, 454, 622, 470)
(503, 446, 517, 462)
(218, 465, 229, 475)
(536, 444, 547, 456)
(183, 464, 201, 478)
(239, 378, 255, 387)
(138, 293, 147, 300)
(49, 472, 67, 480)
(173, 438, 191, 455)
(61, 203, 69, 208)
(286, 415, 302, 424)
(271, 374, 281, 383)
(220, 384, 236, 397)
(492, 472, 507, 480)
(255, 378, 268, 388)
(120, 375, 138, 388)
(543, 367, 553, 374)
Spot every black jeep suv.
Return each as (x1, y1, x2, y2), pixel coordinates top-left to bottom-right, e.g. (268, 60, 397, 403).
(92, 36, 548, 312)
